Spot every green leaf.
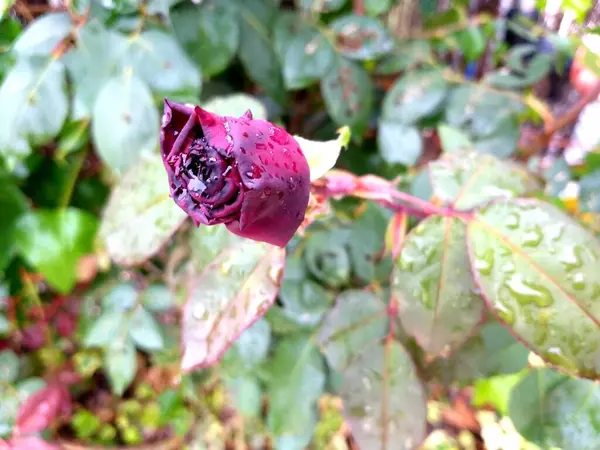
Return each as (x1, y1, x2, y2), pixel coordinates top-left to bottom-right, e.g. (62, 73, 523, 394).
(279, 261, 335, 328)
(304, 230, 351, 288)
(91, 73, 159, 174)
(282, 29, 335, 90)
(382, 69, 448, 125)
(0, 173, 28, 272)
(182, 225, 285, 371)
(437, 124, 472, 153)
(375, 40, 432, 75)
(129, 308, 164, 351)
(378, 121, 422, 166)
(0, 58, 68, 170)
(348, 203, 393, 283)
(424, 323, 530, 385)
(224, 319, 271, 369)
(98, 154, 187, 266)
(122, 30, 201, 95)
(273, 12, 310, 61)
(543, 157, 572, 197)
(321, 56, 374, 137)
(473, 116, 519, 158)
(140, 284, 175, 313)
(224, 376, 262, 418)
(365, 0, 391, 15)
(468, 199, 600, 377)
(14, 208, 98, 294)
(429, 151, 541, 211)
(294, 126, 350, 181)
(331, 15, 393, 61)
(392, 215, 483, 354)
(203, 94, 267, 121)
(64, 21, 127, 119)
(473, 372, 524, 416)
(510, 369, 600, 450)
(445, 85, 523, 137)
(318, 290, 388, 372)
(0, 0, 15, 19)
(85, 311, 127, 347)
(266, 336, 325, 442)
(56, 119, 90, 160)
(295, 0, 346, 12)
(170, 0, 240, 78)
(12, 13, 72, 57)
(103, 283, 138, 312)
(455, 25, 485, 62)
(105, 337, 137, 396)
(339, 339, 427, 449)
(0, 350, 19, 382)
(237, 0, 285, 104)
(580, 169, 600, 212)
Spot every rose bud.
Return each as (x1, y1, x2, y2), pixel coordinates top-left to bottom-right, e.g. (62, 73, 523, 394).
(160, 99, 311, 247)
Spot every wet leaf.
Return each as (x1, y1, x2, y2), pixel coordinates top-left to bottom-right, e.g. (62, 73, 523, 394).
(378, 121, 422, 166)
(85, 311, 127, 348)
(105, 337, 137, 396)
(182, 225, 285, 371)
(375, 40, 432, 74)
(265, 336, 325, 445)
(295, 0, 346, 12)
(12, 13, 72, 57)
(121, 30, 201, 95)
(237, 0, 285, 104)
(321, 56, 374, 136)
(365, 0, 392, 15)
(473, 372, 524, 416)
(129, 308, 164, 351)
(392, 215, 484, 354)
(425, 323, 530, 385)
(0, 174, 28, 272)
(64, 21, 127, 119)
(382, 69, 448, 125)
(437, 124, 472, 153)
(304, 230, 351, 288)
(339, 339, 427, 450)
(445, 85, 523, 137)
(0, 350, 19, 382)
(0, 58, 68, 170)
(223, 318, 271, 370)
(331, 15, 393, 61)
(170, 0, 239, 78)
(14, 208, 98, 294)
(318, 290, 388, 372)
(99, 154, 187, 266)
(224, 376, 262, 418)
(580, 169, 600, 212)
(509, 368, 600, 450)
(429, 151, 541, 211)
(91, 73, 159, 174)
(468, 199, 600, 377)
(140, 284, 175, 313)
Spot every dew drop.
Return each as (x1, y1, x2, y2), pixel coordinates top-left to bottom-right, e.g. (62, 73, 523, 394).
(269, 126, 289, 145)
(494, 301, 515, 326)
(544, 347, 577, 371)
(571, 272, 586, 291)
(522, 225, 543, 247)
(506, 274, 553, 307)
(222, 166, 232, 176)
(245, 164, 263, 179)
(256, 143, 266, 150)
(506, 212, 520, 229)
(243, 131, 249, 138)
(240, 147, 247, 154)
(474, 248, 494, 275)
(292, 162, 298, 173)
(256, 131, 263, 139)
(277, 191, 284, 201)
(560, 245, 584, 272)
(192, 303, 207, 320)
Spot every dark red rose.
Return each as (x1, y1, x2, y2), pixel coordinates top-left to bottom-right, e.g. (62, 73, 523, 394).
(160, 99, 311, 247)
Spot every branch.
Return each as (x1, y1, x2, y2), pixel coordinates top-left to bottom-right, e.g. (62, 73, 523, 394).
(312, 170, 473, 220)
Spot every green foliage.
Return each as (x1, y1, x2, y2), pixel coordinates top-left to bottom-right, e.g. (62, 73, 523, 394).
(1, 1, 599, 449)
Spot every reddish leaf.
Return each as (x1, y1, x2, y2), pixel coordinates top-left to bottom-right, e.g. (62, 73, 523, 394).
(14, 382, 70, 435)
(10, 437, 59, 450)
(21, 325, 46, 350)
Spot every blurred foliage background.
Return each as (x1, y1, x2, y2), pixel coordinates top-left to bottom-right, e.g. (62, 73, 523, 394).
(2, 0, 600, 449)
